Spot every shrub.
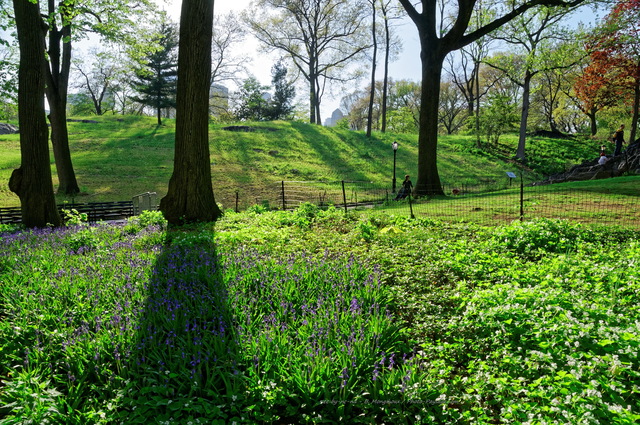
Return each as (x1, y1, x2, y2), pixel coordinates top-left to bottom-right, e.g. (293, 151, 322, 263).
(491, 218, 585, 258)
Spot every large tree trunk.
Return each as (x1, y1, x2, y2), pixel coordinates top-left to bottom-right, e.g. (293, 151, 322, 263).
(381, 8, 390, 133)
(160, 0, 222, 224)
(414, 42, 445, 196)
(48, 93, 79, 195)
(45, 0, 80, 195)
(10, 0, 61, 228)
(516, 71, 533, 161)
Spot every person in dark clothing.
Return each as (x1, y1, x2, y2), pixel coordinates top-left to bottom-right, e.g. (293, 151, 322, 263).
(613, 124, 625, 156)
(394, 175, 413, 200)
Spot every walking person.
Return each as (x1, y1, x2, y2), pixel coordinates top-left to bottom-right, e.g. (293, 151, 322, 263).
(612, 124, 625, 156)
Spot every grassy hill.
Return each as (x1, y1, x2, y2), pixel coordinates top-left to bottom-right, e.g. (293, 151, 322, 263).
(0, 116, 601, 208)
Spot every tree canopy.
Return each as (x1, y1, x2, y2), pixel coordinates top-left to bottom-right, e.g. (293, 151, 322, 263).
(244, 0, 370, 124)
(130, 21, 179, 125)
(586, 0, 640, 143)
(397, 0, 587, 195)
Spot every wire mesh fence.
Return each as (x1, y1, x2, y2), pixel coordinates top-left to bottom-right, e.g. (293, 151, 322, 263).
(215, 177, 640, 229)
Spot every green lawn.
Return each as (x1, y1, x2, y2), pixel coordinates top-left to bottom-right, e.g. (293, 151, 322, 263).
(0, 116, 602, 208)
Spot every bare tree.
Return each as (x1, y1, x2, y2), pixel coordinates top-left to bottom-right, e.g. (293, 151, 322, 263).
(245, 0, 370, 124)
(438, 79, 467, 134)
(72, 48, 125, 115)
(210, 12, 250, 116)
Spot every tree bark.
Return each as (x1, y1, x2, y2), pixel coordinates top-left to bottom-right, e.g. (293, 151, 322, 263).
(516, 71, 533, 161)
(380, 1, 391, 133)
(588, 111, 597, 136)
(630, 74, 639, 144)
(160, 0, 222, 224)
(48, 93, 79, 194)
(45, 0, 80, 195)
(415, 39, 445, 196)
(366, 0, 377, 138)
(10, 0, 62, 228)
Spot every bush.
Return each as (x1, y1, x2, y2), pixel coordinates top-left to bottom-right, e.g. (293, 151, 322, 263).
(491, 218, 585, 258)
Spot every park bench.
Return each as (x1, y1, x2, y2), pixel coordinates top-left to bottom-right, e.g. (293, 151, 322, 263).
(0, 201, 135, 225)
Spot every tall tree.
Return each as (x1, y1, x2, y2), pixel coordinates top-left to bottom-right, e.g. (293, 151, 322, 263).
(588, 0, 640, 143)
(42, 0, 155, 195)
(378, 0, 402, 132)
(131, 21, 179, 125)
(44, 0, 79, 195)
(159, 0, 222, 224)
(445, 1, 493, 146)
(245, 0, 369, 124)
(9, 0, 61, 227)
(397, 0, 586, 195)
(266, 59, 296, 120)
(72, 48, 123, 115)
(486, 6, 582, 161)
(365, 0, 378, 137)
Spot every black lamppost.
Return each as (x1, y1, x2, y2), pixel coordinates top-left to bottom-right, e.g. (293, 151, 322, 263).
(392, 141, 399, 193)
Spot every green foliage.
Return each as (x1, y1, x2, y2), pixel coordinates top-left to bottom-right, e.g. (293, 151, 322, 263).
(233, 76, 270, 121)
(491, 218, 585, 257)
(1, 213, 639, 423)
(65, 227, 101, 253)
(137, 210, 167, 229)
(264, 59, 296, 120)
(61, 208, 88, 227)
(477, 94, 519, 144)
(0, 369, 64, 424)
(130, 21, 179, 124)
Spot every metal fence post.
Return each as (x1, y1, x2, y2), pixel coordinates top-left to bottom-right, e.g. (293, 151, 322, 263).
(520, 172, 524, 221)
(342, 180, 347, 213)
(408, 192, 415, 219)
(281, 181, 286, 210)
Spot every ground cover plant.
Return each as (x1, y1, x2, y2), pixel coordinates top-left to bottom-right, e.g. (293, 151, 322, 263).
(1, 208, 639, 424)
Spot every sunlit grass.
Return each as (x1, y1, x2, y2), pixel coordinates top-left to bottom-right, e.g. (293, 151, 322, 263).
(0, 115, 602, 208)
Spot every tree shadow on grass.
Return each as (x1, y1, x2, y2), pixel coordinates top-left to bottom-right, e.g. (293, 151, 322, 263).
(120, 230, 244, 423)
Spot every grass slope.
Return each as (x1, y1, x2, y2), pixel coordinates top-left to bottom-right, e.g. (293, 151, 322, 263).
(0, 116, 601, 208)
